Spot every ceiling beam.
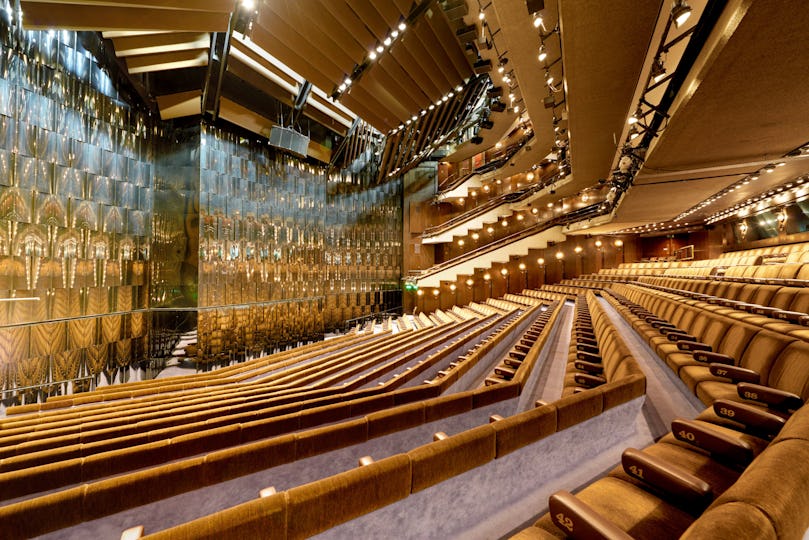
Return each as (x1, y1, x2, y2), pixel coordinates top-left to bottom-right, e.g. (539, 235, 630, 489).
(20, 3, 231, 31)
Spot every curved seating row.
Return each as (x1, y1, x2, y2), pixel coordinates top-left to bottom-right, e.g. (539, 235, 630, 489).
(485, 301, 561, 386)
(603, 286, 809, 413)
(627, 278, 809, 338)
(512, 401, 809, 539)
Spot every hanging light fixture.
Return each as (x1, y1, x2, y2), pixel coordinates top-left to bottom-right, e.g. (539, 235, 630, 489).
(627, 107, 643, 125)
(671, 0, 692, 28)
(651, 55, 666, 83)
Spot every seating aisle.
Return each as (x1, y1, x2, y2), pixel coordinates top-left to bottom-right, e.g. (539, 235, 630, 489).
(596, 297, 704, 437)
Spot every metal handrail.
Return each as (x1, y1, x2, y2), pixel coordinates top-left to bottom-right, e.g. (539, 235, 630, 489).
(415, 204, 604, 280)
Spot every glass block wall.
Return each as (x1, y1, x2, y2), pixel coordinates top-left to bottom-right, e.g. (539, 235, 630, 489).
(0, 24, 403, 402)
(195, 126, 402, 367)
(0, 28, 152, 401)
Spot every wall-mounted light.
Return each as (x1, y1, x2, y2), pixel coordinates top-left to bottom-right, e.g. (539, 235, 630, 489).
(614, 239, 624, 248)
(776, 208, 788, 231)
(500, 268, 509, 276)
(574, 246, 583, 254)
(739, 220, 749, 238)
(594, 239, 602, 249)
(537, 257, 545, 266)
(555, 251, 564, 260)
(466, 278, 474, 287)
(538, 44, 547, 62)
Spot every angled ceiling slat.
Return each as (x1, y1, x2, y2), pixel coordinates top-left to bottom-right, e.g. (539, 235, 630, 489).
(386, 39, 442, 104)
(248, 25, 334, 92)
(126, 50, 208, 74)
(336, 91, 393, 132)
(359, 62, 420, 120)
(274, 2, 359, 76)
(317, 0, 378, 49)
(372, 52, 431, 111)
(407, 22, 456, 93)
(255, 4, 345, 90)
(306, 1, 368, 65)
(227, 56, 295, 107)
(346, 0, 391, 42)
(366, 0, 403, 28)
(342, 84, 402, 130)
(414, 14, 464, 88)
(392, 0, 415, 16)
(19, 3, 230, 31)
(111, 32, 210, 57)
(22, 0, 235, 11)
(423, 7, 470, 83)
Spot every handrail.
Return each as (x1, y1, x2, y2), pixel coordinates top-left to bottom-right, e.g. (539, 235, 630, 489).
(437, 135, 532, 193)
(422, 182, 550, 239)
(415, 203, 604, 280)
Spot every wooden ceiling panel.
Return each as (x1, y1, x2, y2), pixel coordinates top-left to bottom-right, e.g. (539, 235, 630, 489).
(316, 0, 379, 51)
(126, 50, 208, 74)
(409, 20, 455, 91)
(22, 0, 235, 11)
(271, 1, 360, 73)
(346, 0, 392, 42)
(248, 25, 334, 92)
(20, 2, 230, 31)
(423, 6, 470, 82)
(373, 53, 430, 112)
(387, 40, 442, 103)
(111, 32, 210, 57)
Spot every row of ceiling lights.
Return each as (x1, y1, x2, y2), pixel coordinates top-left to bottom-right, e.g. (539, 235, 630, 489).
(706, 176, 807, 225)
(673, 162, 786, 222)
(334, 20, 409, 99)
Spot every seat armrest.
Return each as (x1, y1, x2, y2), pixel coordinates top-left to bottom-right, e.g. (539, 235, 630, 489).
(548, 491, 634, 540)
(671, 419, 755, 467)
(577, 336, 598, 347)
(692, 351, 733, 364)
(751, 306, 780, 316)
(574, 360, 604, 374)
(737, 383, 804, 413)
(709, 364, 760, 384)
(576, 351, 602, 363)
(621, 448, 713, 513)
(677, 340, 712, 352)
(574, 373, 606, 387)
(576, 343, 599, 354)
(651, 320, 676, 329)
(773, 310, 805, 323)
(713, 399, 787, 438)
(667, 332, 697, 343)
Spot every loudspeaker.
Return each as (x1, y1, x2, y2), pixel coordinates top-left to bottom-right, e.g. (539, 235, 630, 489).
(473, 59, 492, 74)
(471, 136, 484, 144)
(490, 101, 506, 113)
(480, 120, 494, 130)
(269, 126, 309, 157)
(456, 25, 477, 43)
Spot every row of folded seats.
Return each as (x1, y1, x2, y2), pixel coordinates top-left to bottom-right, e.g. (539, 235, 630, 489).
(604, 285, 809, 409)
(513, 402, 809, 539)
(717, 261, 809, 285)
(432, 310, 526, 386)
(719, 241, 809, 261)
(119, 301, 645, 539)
(486, 303, 560, 385)
(0, 318, 505, 499)
(561, 293, 643, 398)
(541, 284, 600, 298)
(629, 277, 809, 335)
(511, 283, 809, 538)
(0, 309, 546, 537)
